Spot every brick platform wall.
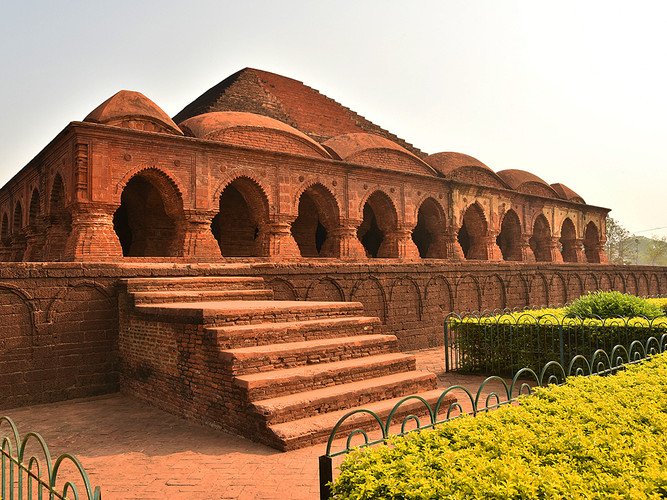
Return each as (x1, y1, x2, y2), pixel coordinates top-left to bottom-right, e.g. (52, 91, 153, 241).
(0, 261, 665, 410)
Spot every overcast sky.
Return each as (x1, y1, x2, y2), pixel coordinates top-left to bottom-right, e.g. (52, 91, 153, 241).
(1, 1, 665, 237)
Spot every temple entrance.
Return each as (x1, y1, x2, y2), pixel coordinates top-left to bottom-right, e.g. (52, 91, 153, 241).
(496, 209, 522, 261)
(412, 198, 445, 258)
(358, 191, 397, 258)
(530, 214, 552, 262)
(458, 204, 487, 260)
(113, 171, 184, 257)
(211, 177, 269, 257)
(291, 184, 339, 257)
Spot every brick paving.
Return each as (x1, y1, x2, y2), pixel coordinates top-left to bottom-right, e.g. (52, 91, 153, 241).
(2, 347, 523, 499)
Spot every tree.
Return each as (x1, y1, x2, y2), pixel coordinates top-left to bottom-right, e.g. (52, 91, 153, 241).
(605, 217, 633, 264)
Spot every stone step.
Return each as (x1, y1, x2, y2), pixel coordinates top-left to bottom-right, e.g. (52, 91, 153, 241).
(131, 288, 274, 305)
(135, 300, 365, 326)
(234, 353, 416, 400)
(268, 388, 455, 451)
(209, 316, 381, 349)
(220, 334, 398, 375)
(252, 371, 437, 425)
(121, 276, 266, 292)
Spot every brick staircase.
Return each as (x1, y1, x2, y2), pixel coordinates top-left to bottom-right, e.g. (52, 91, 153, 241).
(120, 276, 451, 450)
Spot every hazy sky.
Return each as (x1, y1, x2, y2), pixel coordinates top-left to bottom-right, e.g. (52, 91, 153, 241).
(1, 1, 665, 236)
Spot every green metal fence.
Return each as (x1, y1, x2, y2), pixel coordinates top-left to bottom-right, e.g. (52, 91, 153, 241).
(318, 335, 667, 500)
(1, 416, 101, 500)
(444, 309, 667, 374)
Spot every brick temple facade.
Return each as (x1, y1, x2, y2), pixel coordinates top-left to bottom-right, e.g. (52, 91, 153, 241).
(1, 69, 658, 449)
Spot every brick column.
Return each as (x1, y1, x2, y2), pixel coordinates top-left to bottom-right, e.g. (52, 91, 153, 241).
(23, 225, 46, 261)
(588, 239, 609, 264)
(9, 232, 27, 262)
(485, 231, 503, 261)
(259, 215, 301, 259)
(378, 227, 420, 260)
(548, 237, 564, 263)
(443, 228, 465, 260)
(63, 204, 122, 261)
(324, 219, 367, 259)
(561, 238, 585, 263)
(519, 234, 536, 263)
(181, 210, 222, 260)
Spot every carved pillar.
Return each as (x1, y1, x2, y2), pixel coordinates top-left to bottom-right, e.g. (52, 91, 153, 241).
(484, 231, 503, 261)
(547, 237, 564, 263)
(589, 239, 609, 264)
(324, 219, 366, 259)
(259, 215, 301, 259)
(561, 238, 585, 263)
(519, 234, 536, 263)
(181, 210, 222, 261)
(378, 227, 420, 260)
(62, 204, 122, 261)
(443, 228, 465, 260)
(9, 232, 27, 262)
(425, 233, 448, 259)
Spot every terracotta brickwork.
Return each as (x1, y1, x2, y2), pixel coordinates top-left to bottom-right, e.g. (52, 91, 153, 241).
(0, 262, 665, 413)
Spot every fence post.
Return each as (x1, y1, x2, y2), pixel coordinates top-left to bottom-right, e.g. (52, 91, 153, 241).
(319, 454, 333, 500)
(558, 323, 565, 368)
(444, 320, 450, 372)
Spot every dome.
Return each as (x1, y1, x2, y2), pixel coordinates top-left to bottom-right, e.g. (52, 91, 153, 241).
(84, 90, 182, 135)
(178, 112, 331, 159)
(425, 152, 491, 176)
(551, 183, 585, 204)
(496, 169, 559, 198)
(323, 133, 438, 176)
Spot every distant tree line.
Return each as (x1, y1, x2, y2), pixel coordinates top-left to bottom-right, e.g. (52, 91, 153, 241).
(605, 218, 667, 265)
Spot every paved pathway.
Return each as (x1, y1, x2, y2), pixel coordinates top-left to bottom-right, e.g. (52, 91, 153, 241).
(2, 347, 524, 499)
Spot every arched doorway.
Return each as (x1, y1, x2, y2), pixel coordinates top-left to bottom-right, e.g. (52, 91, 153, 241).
(113, 170, 185, 257)
(11, 201, 26, 261)
(458, 203, 487, 260)
(412, 198, 446, 258)
(357, 191, 398, 258)
(530, 214, 552, 262)
(496, 209, 522, 261)
(211, 177, 269, 257)
(584, 221, 601, 263)
(291, 184, 340, 257)
(560, 218, 578, 262)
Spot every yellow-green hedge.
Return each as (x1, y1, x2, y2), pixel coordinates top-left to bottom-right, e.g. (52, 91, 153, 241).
(333, 353, 667, 499)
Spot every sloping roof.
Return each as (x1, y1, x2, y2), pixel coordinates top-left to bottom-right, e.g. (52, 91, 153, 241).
(173, 68, 424, 157)
(551, 183, 585, 203)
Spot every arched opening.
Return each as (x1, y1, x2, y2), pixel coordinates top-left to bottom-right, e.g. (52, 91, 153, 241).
(43, 174, 73, 261)
(357, 191, 398, 258)
(457, 204, 487, 260)
(11, 201, 26, 261)
(113, 171, 184, 257)
(28, 188, 40, 226)
(412, 198, 445, 258)
(530, 214, 552, 262)
(496, 209, 522, 261)
(1, 213, 9, 245)
(291, 184, 340, 257)
(211, 177, 269, 257)
(584, 221, 601, 263)
(12, 201, 22, 235)
(560, 218, 578, 262)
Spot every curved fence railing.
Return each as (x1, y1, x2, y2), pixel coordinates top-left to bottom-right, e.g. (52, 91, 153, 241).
(318, 336, 667, 500)
(444, 308, 667, 374)
(1, 416, 101, 500)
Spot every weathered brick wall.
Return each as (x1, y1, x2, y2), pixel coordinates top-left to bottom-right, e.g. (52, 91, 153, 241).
(0, 261, 665, 410)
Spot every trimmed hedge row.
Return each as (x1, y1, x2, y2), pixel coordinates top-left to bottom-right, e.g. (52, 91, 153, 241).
(332, 353, 667, 499)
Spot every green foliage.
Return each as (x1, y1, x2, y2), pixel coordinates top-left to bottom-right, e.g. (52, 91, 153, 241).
(332, 353, 667, 499)
(565, 291, 664, 320)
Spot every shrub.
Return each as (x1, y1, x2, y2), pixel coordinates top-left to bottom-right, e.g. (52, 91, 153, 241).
(565, 290, 664, 320)
(332, 353, 667, 499)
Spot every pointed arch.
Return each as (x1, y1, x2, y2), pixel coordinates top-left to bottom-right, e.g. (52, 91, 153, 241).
(584, 221, 601, 263)
(559, 217, 578, 262)
(412, 197, 446, 258)
(530, 214, 552, 262)
(496, 209, 522, 261)
(113, 168, 186, 257)
(458, 202, 488, 260)
(211, 176, 270, 257)
(357, 190, 398, 258)
(28, 188, 40, 226)
(291, 183, 340, 257)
